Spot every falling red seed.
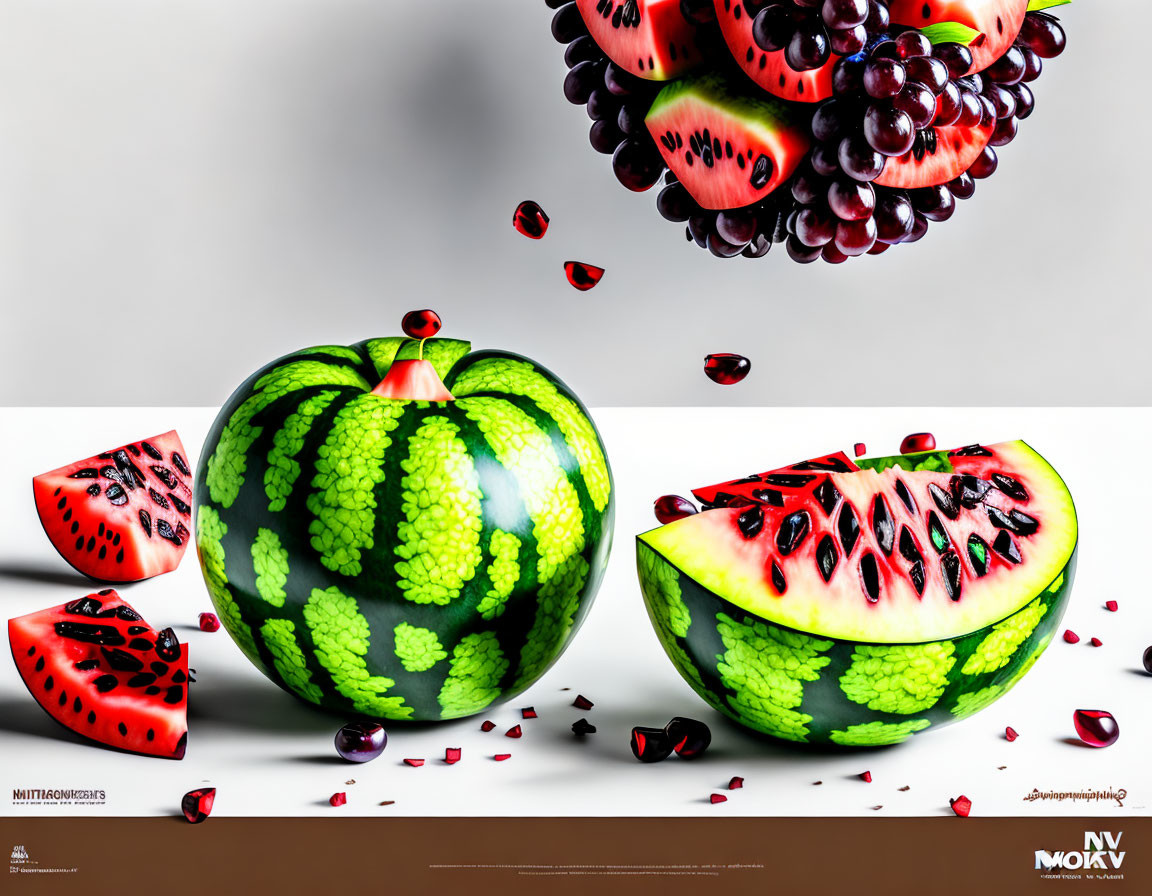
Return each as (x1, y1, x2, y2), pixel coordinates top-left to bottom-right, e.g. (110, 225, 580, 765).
(853, 442, 867, 457)
(1063, 629, 1080, 644)
(1105, 600, 1118, 612)
(403, 758, 425, 768)
(564, 261, 604, 291)
(494, 753, 512, 762)
(871, 805, 883, 811)
(950, 795, 972, 817)
(898, 786, 910, 792)
(1090, 637, 1103, 647)
(703, 353, 750, 385)
(710, 794, 728, 804)
(728, 777, 744, 790)
(1005, 726, 1019, 742)
(653, 494, 698, 525)
(505, 725, 522, 738)
(480, 720, 495, 732)
(401, 309, 442, 340)
(521, 707, 537, 719)
(513, 200, 550, 239)
(379, 800, 395, 806)
(1073, 709, 1119, 747)
(900, 432, 936, 454)
(572, 694, 594, 710)
(181, 787, 216, 824)
(198, 612, 220, 633)
(860, 771, 872, 783)
(445, 747, 461, 764)
(329, 792, 347, 807)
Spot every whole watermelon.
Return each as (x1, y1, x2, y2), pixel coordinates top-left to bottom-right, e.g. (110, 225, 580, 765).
(194, 336, 613, 720)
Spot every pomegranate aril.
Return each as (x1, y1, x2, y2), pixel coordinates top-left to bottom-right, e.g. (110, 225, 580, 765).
(654, 494, 697, 524)
(572, 718, 597, 736)
(1073, 710, 1119, 748)
(665, 717, 711, 759)
(710, 793, 728, 804)
(521, 707, 538, 719)
(494, 753, 512, 761)
(329, 792, 347, 807)
(1005, 726, 1018, 742)
(900, 432, 935, 454)
(1105, 600, 1118, 612)
(181, 787, 215, 824)
(564, 261, 604, 291)
(505, 725, 523, 738)
(573, 694, 594, 710)
(704, 353, 750, 385)
(630, 726, 674, 762)
(334, 721, 388, 763)
(513, 200, 550, 239)
(198, 612, 220, 632)
(728, 776, 744, 790)
(403, 758, 425, 767)
(860, 770, 872, 783)
(854, 442, 866, 457)
(445, 747, 462, 764)
(401, 309, 442, 340)
(1090, 637, 1102, 647)
(1063, 629, 1080, 644)
(950, 795, 972, 817)
(480, 720, 496, 732)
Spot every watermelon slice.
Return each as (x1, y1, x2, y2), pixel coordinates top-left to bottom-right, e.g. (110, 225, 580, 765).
(713, 0, 838, 102)
(875, 119, 995, 189)
(8, 591, 189, 759)
(574, 0, 704, 80)
(33, 431, 193, 582)
(888, 0, 1029, 75)
(637, 440, 1077, 745)
(646, 73, 811, 209)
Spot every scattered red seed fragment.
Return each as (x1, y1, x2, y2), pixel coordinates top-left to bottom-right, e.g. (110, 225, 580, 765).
(898, 786, 910, 792)
(345, 779, 356, 785)
(521, 707, 537, 719)
(198, 612, 220, 632)
(813, 781, 823, 786)
(997, 766, 1007, 771)
(505, 725, 522, 738)
(900, 432, 936, 453)
(329, 792, 347, 807)
(1105, 600, 1118, 612)
(860, 771, 872, 783)
(480, 720, 495, 732)
(950, 795, 972, 817)
(853, 442, 866, 457)
(871, 805, 883, 810)
(728, 777, 744, 790)
(572, 694, 594, 710)
(379, 800, 395, 806)
(445, 747, 461, 764)
(1063, 629, 1080, 644)
(710, 794, 728, 804)
(403, 758, 425, 768)
(494, 753, 512, 762)
(1005, 727, 1019, 742)
(513, 200, 550, 239)
(564, 260, 604, 291)
(703, 353, 750, 385)
(1090, 637, 1103, 647)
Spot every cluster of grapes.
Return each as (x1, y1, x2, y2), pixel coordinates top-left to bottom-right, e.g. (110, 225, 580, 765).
(752, 0, 891, 69)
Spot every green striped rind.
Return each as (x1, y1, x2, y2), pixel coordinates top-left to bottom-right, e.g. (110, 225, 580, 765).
(636, 540, 1075, 746)
(194, 340, 613, 720)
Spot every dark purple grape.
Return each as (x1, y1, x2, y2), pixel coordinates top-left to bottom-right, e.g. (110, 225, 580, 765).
(742, 234, 773, 258)
(794, 0, 822, 7)
(612, 139, 663, 191)
(821, 242, 849, 264)
(955, 89, 982, 128)
(708, 231, 746, 258)
(810, 142, 840, 176)
(895, 30, 932, 59)
(832, 58, 865, 96)
(335, 721, 387, 763)
(794, 206, 837, 247)
(656, 183, 697, 222)
(958, 72, 984, 95)
(811, 99, 845, 142)
(873, 189, 913, 242)
(716, 211, 758, 246)
(933, 80, 962, 126)
(545, 0, 568, 8)
(864, 104, 915, 156)
(564, 36, 600, 69)
(837, 136, 886, 182)
(828, 179, 875, 221)
(969, 145, 998, 179)
(787, 22, 831, 71)
(787, 235, 823, 263)
(665, 717, 712, 759)
(946, 171, 976, 199)
(985, 46, 1026, 86)
(905, 56, 949, 93)
(680, 0, 718, 25)
(912, 185, 955, 222)
(829, 25, 867, 56)
(977, 93, 997, 128)
(791, 167, 828, 204)
(1009, 83, 1035, 119)
(894, 82, 937, 128)
(565, 61, 601, 105)
(630, 726, 674, 762)
(983, 83, 1017, 120)
(1019, 12, 1066, 59)
(586, 88, 618, 121)
(867, 240, 890, 255)
(990, 115, 1018, 147)
(1020, 46, 1043, 82)
(863, 0, 888, 32)
(904, 212, 929, 243)
(590, 119, 624, 154)
(688, 214, 712, 247)
(864, 58, 907, 99)
(604, 62, 639, 97)
(835, 217, 877, 256)
(617, 103, 647, 135)
(752, 5, 795, 53)
(552, 3, 587, 44)
(933, 42, 973, 78)
(821, 0, 868, 30)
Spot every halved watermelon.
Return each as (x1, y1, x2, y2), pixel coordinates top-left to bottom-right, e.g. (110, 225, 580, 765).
(713, 0, 838, 102)
(9, 591, 189, 759)
(888, 0, 1029, 74)
(575, 0, 704, 80)
(875, 118, 995, 188)
(637, 440, 1077, 745)
(33, 431, 193, 582)
(646, 73, 811, 209)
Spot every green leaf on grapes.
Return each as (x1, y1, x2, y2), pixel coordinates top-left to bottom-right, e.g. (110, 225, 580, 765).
(1027, 0, 1071, 11)
(919, 23, 983, 47)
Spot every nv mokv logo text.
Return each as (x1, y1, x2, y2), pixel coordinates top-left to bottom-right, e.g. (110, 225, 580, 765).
(1036, 831, 1125, 871)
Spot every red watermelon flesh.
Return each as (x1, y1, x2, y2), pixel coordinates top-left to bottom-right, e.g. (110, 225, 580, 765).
(888, 0, 1028, 75)
(33, 431, 192, 582)
(875, 118, 995, 189)
(713, 0, 838, 102)
(575, 0, 704, 81)
(8, 591, 189, 759)
(693, 451, 859, 508)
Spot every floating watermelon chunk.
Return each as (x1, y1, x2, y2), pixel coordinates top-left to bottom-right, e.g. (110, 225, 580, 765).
(637, 440, 1076, 746)
(646, 73, 811, 209)
(33, 431, 193, 582)
(574, 0, 705, 80)
(875, 119, 995, 189)
(8, 591, 189, 759)
(888, 0, 1029, 75)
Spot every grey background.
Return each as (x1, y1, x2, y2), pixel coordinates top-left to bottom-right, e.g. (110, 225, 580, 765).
(0, 1, 1142, 407)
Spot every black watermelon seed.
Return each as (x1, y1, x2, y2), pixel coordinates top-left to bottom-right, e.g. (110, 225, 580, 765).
(967, 534, 990, 576)
(147, 729, 155, 741)
(792, 457, 855, 472)
(87, 711, 96, 724)
(1008, 509, 1038, 536)
(70, 521, 78, 534)
(85, 484, 101, 497)
(991, 473, 1027, 500)
(100, 647, 144, 672)
(73, 697, 82, 712)
(73, 658, 99, 671)
(75, 536, 84, 551)
(141, 441, 163, 460)
(736, 505, 765, 539)
(127, 625, 148, 635)
(986, 506, 1014, 531)
(105, 484, 128, 506)
(816, 535, 838, 582)
(927, 511, 950, 554)
(172, 669, 187, 684)
(155, 628, 181, 662)
(63, 508, 72, 522)
(164, 685, 184, 705)
(68, 468, 98, 478)
(172, 452, 191, 477)
(144, 686, 162, 696)
(151, 662, 170, 676)
(99, 465, 121, 482)
(898, 526, 922, 564)
(129, 637, 154, 651)
(93, 675, 118, 693)
(837, 505, 860, 555)
(128, 673, 157, 688)
(34, 655, 46, 672)
(115, 548, 124, 563)
(909, 560, 925, 595)
(66, 597, 103, 616)
(126, 443, 141, 456)
(894, 479, 917, 514)
(950, 444, 992, 457)
(770, 559, 787, 594)
(118, 722, 128, 736)
(56, 496, 66, 510)
(764, 473, 815, 488)
(58, 691, 67, 707)
(871, 496, 895, 555)
(85, 536, 96, 552)
(750, 154, 772, 190)
(116, 605, 142, 621)
(97, 522, 105, 537)
(751, 488, 785, 506)
(54, 622, 125, 646)
(952, 474, 989, 508)
(151, 466, 178, 489)
(43, 674, 55, 690)
(776, 511, 811, 556)
(941, 551, 962, 600)
(859, 553, 881, 602)
(148, 488, 170, 509)
(928, 483, 959, 520)
(98, 545, 107, 560)
(170, 494, 191, 516)
(992, 530, 1022, 564)
(813, 478, 841, 516)
(139, 509, 152, 537)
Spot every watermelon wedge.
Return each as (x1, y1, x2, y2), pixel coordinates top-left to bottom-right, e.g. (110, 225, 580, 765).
(888, 0, 1029, 75)
(574, 0, 704, 80)
(33, 431, 193, 582)
(9, 591, 189, 758)
(637, 440, 1077, 746)
(875, 119, 995, 189)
